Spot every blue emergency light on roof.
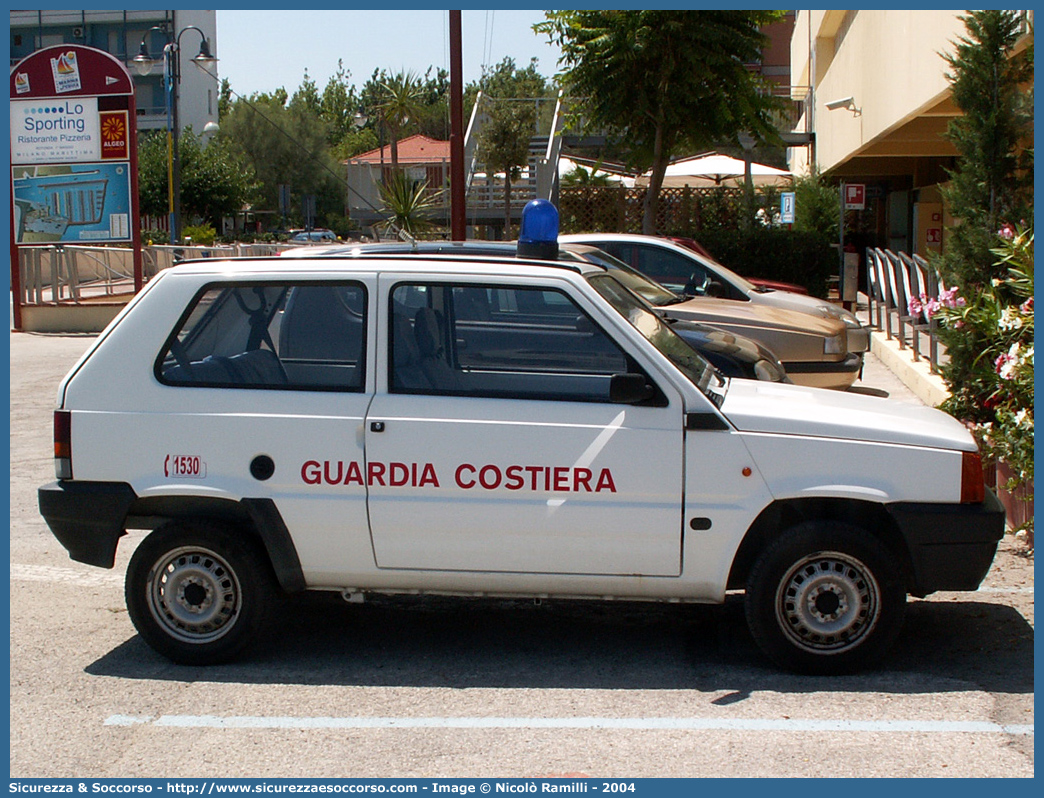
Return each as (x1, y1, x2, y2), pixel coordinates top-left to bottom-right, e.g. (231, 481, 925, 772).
(517, 199, 560, 260)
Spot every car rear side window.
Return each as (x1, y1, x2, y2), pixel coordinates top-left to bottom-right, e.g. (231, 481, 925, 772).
(156, 281, 367, 391)
(389, 282, 636, 402)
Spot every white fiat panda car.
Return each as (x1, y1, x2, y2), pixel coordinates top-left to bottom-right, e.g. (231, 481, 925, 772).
(38, 215, 1004, 674)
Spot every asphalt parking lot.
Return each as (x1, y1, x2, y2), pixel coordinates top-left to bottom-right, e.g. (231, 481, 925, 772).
(9, 332, 1034, 778)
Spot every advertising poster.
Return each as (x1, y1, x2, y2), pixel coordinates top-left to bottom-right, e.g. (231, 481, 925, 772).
(13, 161, 132, 243)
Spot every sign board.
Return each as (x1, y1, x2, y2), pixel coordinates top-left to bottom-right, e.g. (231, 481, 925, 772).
(10, 97, 102, 163)
(926, 228, 942, 245)
(13, 162, 132, 244)
(843, 183, 866, 210)
(9, 46, 138, 247)
(780, 192, 795, 225)
(10, 46, 134, 98)
(9, 44, 143, 327)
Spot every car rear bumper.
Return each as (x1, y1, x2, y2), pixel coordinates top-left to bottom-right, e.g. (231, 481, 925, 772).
(38, 480, 136, 568)
(888, 489, 1007, 596)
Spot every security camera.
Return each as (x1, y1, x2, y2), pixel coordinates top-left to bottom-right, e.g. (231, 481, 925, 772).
(825, 96, 856, 111)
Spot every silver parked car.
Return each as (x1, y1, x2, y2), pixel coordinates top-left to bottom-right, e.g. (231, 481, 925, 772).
(560, 233, 870, 353)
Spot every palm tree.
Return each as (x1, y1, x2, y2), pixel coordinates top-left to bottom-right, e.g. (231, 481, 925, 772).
(377, 71, 424, 169)
(378, 171, 441, 236)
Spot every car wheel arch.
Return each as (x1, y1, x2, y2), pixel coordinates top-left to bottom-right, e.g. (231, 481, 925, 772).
(726, 497, 915, 593)
(127, 495, 305, 593)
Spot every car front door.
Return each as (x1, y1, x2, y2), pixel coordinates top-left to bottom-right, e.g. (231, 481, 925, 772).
(364, 277, 686, 577)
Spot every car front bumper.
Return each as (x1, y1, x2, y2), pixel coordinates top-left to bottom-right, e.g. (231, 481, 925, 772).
(847, 324, 870, 353)
(782, 352, 863, 390)
(888, 489, 1007, 596)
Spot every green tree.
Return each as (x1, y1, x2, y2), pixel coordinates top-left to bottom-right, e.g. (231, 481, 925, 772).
(934, 11, 1033, 421)
(560, 163, 615, 187)
(470, 57, 552, 236)
(220, 89, 342, 228)
(137, 129, 255, 230)
(791, 171, 839, 241)
(938, 10, 1034, 287)
(472, 57, 552, 236)
(378, 171, 441, 236)
(320, 60, 361, 149)
(376, 70, 424, 167)
(536, 10, 783, 234)
(415, 67, 450, 141)
(289, 70, 322, 117)
(479, 100, 537, 237)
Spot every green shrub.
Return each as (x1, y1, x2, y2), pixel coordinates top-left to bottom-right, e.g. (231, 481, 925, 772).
(181, 224, 217, 246)
(696, 228, 836, 298)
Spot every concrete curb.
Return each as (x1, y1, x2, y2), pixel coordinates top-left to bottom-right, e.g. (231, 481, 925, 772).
(869, 330, 950, 407)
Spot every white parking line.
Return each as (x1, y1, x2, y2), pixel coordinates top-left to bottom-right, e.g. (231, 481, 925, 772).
(104, 714, 1034, 735)
(10, 562, 122, 587)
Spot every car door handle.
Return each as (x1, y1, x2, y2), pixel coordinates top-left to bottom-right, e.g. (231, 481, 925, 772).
(370, 421, 385, 433)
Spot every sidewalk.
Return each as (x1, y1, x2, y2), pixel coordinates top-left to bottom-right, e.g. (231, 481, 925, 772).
(853, 292, 950, 408)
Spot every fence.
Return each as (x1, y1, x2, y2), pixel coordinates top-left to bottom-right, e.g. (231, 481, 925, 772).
(15, 242, 294, 306)
(557, 185, 783, 235)
(864, 247, 946, 373)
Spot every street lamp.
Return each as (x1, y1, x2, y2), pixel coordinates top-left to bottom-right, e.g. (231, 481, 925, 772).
(133, 25, 217, 245)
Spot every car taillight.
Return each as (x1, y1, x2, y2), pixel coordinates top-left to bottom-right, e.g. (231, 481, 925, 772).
(54, 410, 72, 480)
(961, 450, 985, 504)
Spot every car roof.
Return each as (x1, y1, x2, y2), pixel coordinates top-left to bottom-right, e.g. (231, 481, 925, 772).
(160, 251, 599, 280)
(279, 239, 608, 261)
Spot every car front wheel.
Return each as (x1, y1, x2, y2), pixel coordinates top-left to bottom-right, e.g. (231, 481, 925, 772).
(126, 520, 276, 665)
(745, 521, 906, 674)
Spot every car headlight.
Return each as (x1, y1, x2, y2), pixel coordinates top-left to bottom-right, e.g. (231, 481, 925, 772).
(821, 304, 863, 328)
(823, 334, 845, 355)
(838, 308, 863, 328)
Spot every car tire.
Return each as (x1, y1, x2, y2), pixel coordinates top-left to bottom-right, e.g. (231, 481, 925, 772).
(126, 520, 277, 665)
(744, 521, 906, 674)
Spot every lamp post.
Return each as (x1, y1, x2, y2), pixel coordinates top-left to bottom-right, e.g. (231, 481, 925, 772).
(133, 25, 217, 245)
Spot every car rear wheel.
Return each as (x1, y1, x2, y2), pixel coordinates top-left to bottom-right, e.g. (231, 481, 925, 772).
(745, 521, 906, 674)
(126, 520, 276, 665)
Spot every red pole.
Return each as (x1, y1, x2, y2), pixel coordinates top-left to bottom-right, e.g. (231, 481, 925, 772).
(449, 10, 466, 240)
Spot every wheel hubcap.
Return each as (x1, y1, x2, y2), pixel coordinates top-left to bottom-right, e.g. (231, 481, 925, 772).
(776, 551, 880, 653)
(147, 546, 241, 644)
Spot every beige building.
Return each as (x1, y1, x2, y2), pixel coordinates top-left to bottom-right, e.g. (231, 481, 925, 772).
(789, 10, 1033, 253)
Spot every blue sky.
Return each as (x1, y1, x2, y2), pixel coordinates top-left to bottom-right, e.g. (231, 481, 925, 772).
(215, 10, 563, 97)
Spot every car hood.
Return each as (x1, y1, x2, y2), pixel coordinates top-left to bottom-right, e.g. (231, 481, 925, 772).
(664, 296, 845, 336)
(720, 379, 976, 451)
(757, 288, 848, 318)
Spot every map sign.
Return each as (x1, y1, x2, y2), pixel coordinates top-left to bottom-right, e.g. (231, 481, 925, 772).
(13, 162, 132, 244)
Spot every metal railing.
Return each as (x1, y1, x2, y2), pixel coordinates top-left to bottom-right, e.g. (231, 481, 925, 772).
(16, 243, 295, 306)
(865, 247, 946, 373)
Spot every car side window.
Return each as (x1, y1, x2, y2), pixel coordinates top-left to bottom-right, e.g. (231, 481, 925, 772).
(156, 282, 367, 391)
(389, 282, 640, 403)
(633, 246, 710, 292)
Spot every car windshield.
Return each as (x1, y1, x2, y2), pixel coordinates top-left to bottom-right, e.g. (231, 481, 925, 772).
(586, 273, 728, 405)
(670, 241, 759, 295)
(570, 248, 684, 307)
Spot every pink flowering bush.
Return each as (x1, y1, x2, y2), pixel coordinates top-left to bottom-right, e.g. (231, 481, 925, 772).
(936, 225, 1033, 539)
(908, 286, 965, 320)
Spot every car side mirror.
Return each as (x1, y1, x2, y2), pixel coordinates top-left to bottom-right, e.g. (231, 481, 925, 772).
(610, 373, 656, 404)
(704, 280, 725, 298)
